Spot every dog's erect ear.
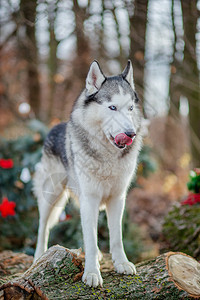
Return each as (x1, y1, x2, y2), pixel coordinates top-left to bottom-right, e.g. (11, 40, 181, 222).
(122, 60, 135, 90)
(86, 61, 105, 96)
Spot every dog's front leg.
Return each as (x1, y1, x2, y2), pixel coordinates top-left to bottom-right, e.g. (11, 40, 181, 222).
(106, 195, 136, 275)
(80, 194, 103, 287)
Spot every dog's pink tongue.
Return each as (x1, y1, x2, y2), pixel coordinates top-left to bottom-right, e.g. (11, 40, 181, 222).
(115, 133, 133, 147)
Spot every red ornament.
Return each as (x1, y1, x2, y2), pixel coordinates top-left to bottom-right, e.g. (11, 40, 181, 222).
(0, 197, 16, 218)
(181, 193, 200, 206)
(66, 214, 72, 221)
(0, 159, 14, 169)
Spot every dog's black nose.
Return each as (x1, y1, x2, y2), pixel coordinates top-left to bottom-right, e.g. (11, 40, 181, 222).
(125, 131, 136, 138)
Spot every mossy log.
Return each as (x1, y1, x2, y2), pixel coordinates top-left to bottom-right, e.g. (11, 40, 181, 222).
(0, 245, 200, 299)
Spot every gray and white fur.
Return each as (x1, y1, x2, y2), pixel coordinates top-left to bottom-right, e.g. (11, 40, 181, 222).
(33, 60, 143, 287)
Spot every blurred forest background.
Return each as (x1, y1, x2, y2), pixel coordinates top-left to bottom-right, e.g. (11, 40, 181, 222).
(0, 0, 200, 261)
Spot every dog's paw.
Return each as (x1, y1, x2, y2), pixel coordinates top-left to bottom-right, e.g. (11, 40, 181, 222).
(114, 261, 136, 275)
(82, 270, 103, 287)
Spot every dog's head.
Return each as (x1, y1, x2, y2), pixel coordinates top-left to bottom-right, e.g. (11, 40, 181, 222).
(83, 60, 141, 150)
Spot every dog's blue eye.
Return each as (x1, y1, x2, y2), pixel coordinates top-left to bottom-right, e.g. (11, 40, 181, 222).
(129, 105, 133, 111)
(109, 105, 117, 111)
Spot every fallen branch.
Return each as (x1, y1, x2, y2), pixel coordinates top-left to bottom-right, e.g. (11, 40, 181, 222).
(0, 245, 200, 299)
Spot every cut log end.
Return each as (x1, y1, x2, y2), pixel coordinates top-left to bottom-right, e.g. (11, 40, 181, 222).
(167, 252, 200, 298)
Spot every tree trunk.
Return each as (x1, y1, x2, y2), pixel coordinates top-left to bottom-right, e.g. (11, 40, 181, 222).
(168, 0, 182, 118)
(73, 0, 91, 82)
(47, 1, 59, 121)
(19, 0, 41, 119)
(1, 245, 200, 299)
(128, 0, 148, 101)
(181, 1, 200, 167)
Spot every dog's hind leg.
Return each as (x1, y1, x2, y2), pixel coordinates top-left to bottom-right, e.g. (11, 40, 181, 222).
(34, 191, 68, 262)
(34, 202, 53, 262)
(33, 157, 68, 262)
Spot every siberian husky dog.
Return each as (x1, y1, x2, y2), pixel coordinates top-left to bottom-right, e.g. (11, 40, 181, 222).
(33, 60, 143, 287)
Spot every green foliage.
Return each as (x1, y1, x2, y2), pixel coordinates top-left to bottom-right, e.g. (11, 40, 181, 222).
(138, 145, 157, 178)
(162, 204, 200, 259)
(128, 145, 157, 191)
(49, 201, 83, 250)
(187, 170, 200, 193)
(0, 120, 47, 254)
(162, 170, 200, 260)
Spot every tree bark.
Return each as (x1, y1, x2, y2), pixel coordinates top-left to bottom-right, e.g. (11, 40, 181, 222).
(73, 0, 91, 82)
(127, 0, 148, 101)
(19, 0, 41, 119)
(47, 1, 59, 121)
(181, 1, 200, 167)
(1, 245, 200, 299)
(61, 0, 91, 120)
(168, 0, 182, 118)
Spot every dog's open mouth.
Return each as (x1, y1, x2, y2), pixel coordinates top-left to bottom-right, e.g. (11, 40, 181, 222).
(110, 133, 135, 149)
